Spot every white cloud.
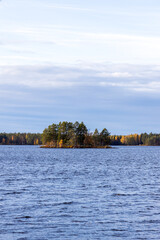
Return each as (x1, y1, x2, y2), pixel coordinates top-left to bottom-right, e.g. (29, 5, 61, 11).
(0, 63, 160, 93)
(46, 4, 95, 12)
(1, 24, 160, 66)
(97, 72, 133, 78)
(5, 26, 160, 45)
(38, 2, 160, 18)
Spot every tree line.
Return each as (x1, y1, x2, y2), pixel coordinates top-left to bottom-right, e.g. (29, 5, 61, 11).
(111, 133, 160, 146)
(0, 133, 42, 145)
(42, 121, 110, 148)
(1, 124, 160, 146)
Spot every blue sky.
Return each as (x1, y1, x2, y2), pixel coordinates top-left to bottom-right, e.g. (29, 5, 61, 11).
(0, 0, 160, 134)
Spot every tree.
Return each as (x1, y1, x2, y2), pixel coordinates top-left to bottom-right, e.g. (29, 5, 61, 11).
(75, 122, 88, 146)
(93, 129, 100, 147)
(100, 128, 110, 146)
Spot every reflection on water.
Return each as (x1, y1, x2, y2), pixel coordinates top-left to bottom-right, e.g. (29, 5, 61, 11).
(0, 146, 160, 239)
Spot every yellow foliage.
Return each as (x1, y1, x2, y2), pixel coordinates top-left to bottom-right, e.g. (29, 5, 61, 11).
(59, 139, 63, 148)
(120, 135, 126, 144)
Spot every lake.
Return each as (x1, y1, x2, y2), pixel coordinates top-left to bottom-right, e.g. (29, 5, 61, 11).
(0, 146, 160, 240)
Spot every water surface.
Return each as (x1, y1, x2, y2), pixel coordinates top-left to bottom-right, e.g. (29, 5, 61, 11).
(0, 146, 160, 240)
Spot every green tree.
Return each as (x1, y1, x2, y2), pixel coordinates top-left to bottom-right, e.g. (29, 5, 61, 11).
(93, 128, 100, 147)
(74, 121, 88, 146)
(100, 128, 110, 146)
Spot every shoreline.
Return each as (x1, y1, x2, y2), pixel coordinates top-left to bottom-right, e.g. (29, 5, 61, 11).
(40, 145, 112, 149)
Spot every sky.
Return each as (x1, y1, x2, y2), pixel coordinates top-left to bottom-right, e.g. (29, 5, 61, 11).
(1, 0, 160, 134)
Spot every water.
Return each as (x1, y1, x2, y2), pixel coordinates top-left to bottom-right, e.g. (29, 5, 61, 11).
(0, 146, 160, 240)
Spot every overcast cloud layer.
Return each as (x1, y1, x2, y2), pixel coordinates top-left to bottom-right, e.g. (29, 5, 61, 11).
(0, 0, 160, 134)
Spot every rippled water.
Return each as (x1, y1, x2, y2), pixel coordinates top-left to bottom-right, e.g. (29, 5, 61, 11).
(0, 146, 160, 240)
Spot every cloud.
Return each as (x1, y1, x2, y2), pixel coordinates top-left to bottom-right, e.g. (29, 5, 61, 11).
(41, 3, 160, 18)
(1, 24, 160, 66)
(1, 63, 160, 134)
(46, 4, 95, 12)
(7, 26, 160, 45)
(96, 72, 132, 78)
(0, 63, 160, 94)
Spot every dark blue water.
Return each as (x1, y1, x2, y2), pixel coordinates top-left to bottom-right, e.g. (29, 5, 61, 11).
(0, 146, 160, 240)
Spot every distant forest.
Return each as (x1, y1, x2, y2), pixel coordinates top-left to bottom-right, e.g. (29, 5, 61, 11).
(1, 122, 160, 146)
(111, 133, 160, 146)
(0, 133, 42, 145)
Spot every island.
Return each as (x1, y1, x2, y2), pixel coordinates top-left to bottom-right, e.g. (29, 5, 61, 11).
(41, 121, 111, 148)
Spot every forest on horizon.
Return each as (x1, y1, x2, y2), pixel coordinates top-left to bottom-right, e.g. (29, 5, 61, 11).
(1, 121, 160, 146)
